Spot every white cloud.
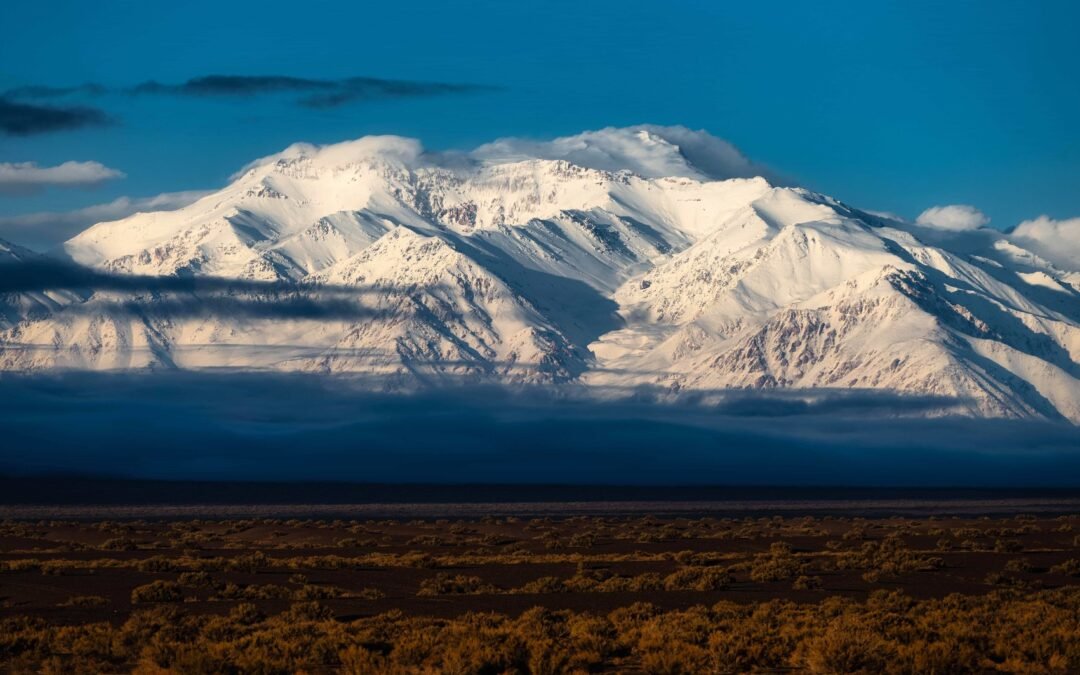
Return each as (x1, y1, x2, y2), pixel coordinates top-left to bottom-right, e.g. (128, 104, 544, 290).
(0, 190, 210, 246)
(472, 125, 766, 181)
(231, 126, 769, 184)
(0, 161, 125, 195)
(1009, 216, 1080, 272)
(915, 204, 990, 231)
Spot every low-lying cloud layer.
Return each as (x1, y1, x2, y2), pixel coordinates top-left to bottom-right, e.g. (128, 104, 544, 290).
(0, 257, 381, 295)
(0, 258, 396, 321)
(0, 372, 1076, 485)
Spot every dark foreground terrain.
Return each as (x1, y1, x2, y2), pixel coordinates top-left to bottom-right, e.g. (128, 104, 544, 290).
(2, 508, 1079, 673)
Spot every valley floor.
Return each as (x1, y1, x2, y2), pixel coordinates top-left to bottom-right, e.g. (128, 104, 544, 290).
(1, 508, 1078, 672)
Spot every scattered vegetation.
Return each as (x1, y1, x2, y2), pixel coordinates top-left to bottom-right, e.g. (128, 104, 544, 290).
(1, 513, 1078, 672)
(0, 589, 1076, 673)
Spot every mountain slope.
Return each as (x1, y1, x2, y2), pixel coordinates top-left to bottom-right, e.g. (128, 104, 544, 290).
(1, 127, 1078, 421)
(0, 238, 82, 332)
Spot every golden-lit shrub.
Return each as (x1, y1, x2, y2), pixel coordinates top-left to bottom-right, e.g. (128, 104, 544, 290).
(130, 581, 183, 604)
(3, 587, 1079, 673)
(800, 614, 891, 673)
(514, 576, 567, 594)
(663, 566, 732, 591)
(177, 571, 216, 588)
(750, 546, 803, 583)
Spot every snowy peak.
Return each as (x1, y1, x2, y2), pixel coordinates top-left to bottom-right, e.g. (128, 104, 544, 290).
(237, 135, 426, 178)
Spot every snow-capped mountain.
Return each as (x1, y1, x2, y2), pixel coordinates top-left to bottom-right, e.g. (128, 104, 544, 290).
(1, 126, 1078, 421)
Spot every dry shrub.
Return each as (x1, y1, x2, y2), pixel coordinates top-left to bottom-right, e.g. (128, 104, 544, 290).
(416, 573, 496, 596)
(130, 581, 182, 604)
(801, 614, 891, 673)
(177, 571, 216, 588)
(1052, 559, 1080, 577)
(514, 576, 567, 594)
(750, 544, 803, 583)
(663, 566, 732, 591)
(3, 588, 1079, 673)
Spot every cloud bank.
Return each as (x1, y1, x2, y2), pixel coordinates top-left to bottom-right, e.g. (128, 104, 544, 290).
(915, 204, 990, 231)
(0, 372, 1076, 486)
(0, 161, 125, 195)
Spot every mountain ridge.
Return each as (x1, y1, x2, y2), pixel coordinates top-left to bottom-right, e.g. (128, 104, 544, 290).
(1, 126, 1078, 422)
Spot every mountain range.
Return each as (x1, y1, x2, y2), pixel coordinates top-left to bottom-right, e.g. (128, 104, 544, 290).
(1, 126, 1078, 422)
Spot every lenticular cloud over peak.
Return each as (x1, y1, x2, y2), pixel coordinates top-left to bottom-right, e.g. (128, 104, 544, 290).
(472, 125, 765, 181)
(230, 125, 766, 183)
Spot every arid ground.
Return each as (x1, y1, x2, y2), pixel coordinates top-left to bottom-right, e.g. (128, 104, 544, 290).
(2, 506, 1079, 673)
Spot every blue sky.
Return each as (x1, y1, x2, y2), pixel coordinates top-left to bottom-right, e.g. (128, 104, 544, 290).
(1, 0, 1077, 247)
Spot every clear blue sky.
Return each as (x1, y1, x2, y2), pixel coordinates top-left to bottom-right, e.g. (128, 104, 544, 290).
(1, 0, 1077, 238)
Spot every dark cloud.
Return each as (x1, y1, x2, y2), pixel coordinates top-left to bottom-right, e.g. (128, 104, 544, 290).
(0, 258, 363, 295)
(129, 75, 330, 97)
(0, 98, 112, 136)
(58, 294, 388, 321)
(0, 75, 496, 131)
(0, 258, 390, 320)
(128, 74, 496, 108)
(297, 77, 498, 109)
